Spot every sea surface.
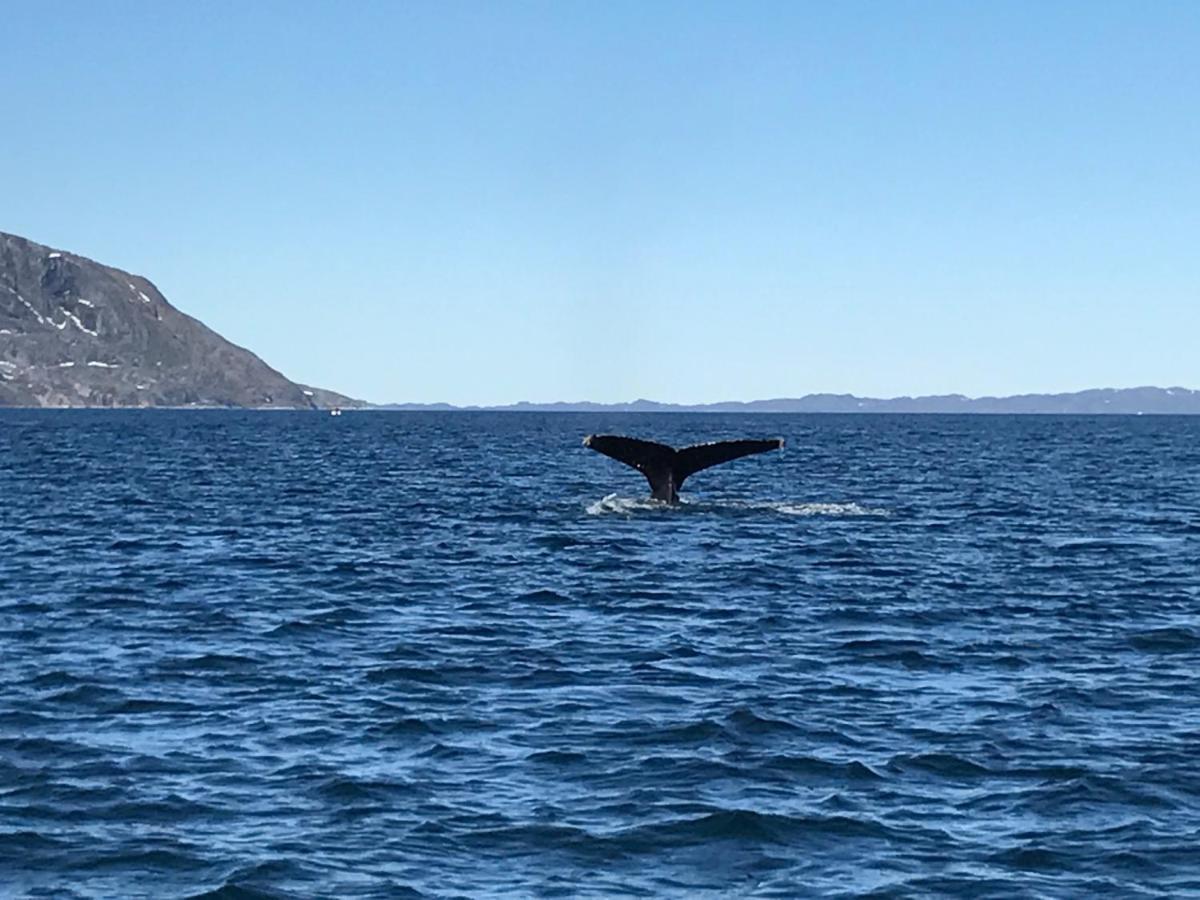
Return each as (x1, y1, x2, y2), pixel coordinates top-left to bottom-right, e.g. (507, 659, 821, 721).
(2, 410, 1200, 899)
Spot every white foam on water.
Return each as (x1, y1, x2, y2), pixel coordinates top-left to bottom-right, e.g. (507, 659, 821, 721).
(57, 361, 75, 368)
(758, 500, 889, 517)
(87, 361, 118, 368)
(712, 498, 890, 517)
(586, 494, 889, 518)
(586, 494, 674, 516)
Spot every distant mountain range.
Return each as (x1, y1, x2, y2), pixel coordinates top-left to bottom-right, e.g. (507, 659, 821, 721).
(0, 231, 359, 408)
(380, 388, 1200, 415)
(3, 231, 1195, 414)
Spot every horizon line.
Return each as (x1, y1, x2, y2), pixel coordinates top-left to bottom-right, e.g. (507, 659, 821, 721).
(377, 385, 1197, 408)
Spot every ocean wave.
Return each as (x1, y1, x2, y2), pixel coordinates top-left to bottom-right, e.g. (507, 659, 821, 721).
(762, 754, 884, 781)
(1128, 626, 1199, 653)
(0, 829, 69, 858)
(76, 844, 213, 872)
(525, 749, 589, 766)
(310, 774, 418, 805)
(5, 410, 1200, 897)
(617, 808, 896, 847)
(887, 752, 993, 779)
(184, 885, 295, 900)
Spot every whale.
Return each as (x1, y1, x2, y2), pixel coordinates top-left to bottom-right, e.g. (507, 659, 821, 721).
(583, 434, 784, 504)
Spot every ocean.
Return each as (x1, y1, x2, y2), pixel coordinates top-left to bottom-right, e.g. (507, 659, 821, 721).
(2, 410, 1199, 898)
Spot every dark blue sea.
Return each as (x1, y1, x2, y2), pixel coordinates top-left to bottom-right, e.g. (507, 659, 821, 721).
(3, 411, 1200, 898)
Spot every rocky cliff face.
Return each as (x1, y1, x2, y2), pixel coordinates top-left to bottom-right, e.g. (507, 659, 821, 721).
(0, 232, 358, 408)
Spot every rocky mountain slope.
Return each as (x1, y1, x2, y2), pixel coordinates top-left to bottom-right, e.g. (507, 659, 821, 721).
(0, 231, 357, 408)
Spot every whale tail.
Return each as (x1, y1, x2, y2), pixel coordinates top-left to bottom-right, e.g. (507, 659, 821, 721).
(582, 434, 784, 503)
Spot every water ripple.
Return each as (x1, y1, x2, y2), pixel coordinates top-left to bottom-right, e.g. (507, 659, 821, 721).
(2, 410, 1199, 897)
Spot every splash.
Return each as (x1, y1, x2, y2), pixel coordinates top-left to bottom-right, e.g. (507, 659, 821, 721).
(586, 494, 675, 516)
(585, 494, 889, 518)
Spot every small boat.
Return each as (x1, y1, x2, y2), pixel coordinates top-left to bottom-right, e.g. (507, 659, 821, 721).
(330, 407, 343, 417)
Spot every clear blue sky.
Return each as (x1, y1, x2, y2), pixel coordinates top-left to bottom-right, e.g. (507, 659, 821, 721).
(3, 1, 1197, 404)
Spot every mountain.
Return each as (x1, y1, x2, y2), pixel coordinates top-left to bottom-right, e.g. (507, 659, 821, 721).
(5, 229, 1193, 415)
(381, 387, 1200, 414)
(0, 231, 359, 408)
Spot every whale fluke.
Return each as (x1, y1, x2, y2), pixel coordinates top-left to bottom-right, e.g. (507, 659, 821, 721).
(583, 434, 784, 503)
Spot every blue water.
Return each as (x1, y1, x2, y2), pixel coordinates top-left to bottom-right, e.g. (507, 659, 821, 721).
(3, 411, 1200, 898)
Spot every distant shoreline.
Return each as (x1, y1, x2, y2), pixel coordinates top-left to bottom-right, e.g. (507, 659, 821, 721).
(375, 387, 1199, 415)
(3, 409, 1198, 416)
(4, 386, 1200, 416)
